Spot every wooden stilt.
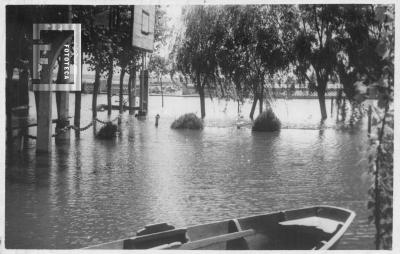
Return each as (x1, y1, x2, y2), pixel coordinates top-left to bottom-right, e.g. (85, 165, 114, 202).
(37, 91, 53, 153)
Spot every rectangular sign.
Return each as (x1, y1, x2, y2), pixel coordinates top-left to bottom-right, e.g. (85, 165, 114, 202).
(132, 5, 155, 52)
(33, 23, 81, 91)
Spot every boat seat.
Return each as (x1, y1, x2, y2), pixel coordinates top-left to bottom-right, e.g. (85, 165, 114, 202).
(178, 229, 255, 250)
(226, 219, 250, 250)
(136, 223, 175, 236)
(123, 228, 188, 249)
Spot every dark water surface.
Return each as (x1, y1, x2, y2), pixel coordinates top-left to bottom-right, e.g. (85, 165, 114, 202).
(6, 93, 374, 249)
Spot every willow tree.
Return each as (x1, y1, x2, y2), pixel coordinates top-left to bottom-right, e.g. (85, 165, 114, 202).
(176, 6, 224, 118)
(216, 5, 295, 119)
(293, 5, 343, 120)
(333, 4, 388, 124)
(219, 5, 271, 119)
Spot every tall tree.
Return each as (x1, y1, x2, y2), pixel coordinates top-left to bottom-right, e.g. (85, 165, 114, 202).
(107, 6, 140, 114)
(335, 5, 383, 101)
(216, 5, 295, 119)
(176, 6, 224, 118)
(293, 5, 343, 120)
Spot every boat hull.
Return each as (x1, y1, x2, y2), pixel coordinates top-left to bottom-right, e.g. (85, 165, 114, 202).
(84, 205, 355, 250)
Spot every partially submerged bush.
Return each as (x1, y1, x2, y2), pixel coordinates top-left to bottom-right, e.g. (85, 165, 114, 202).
(252, 109, 281, 132)
(96, 122, 118, 139)
(171, 113, 203, 130)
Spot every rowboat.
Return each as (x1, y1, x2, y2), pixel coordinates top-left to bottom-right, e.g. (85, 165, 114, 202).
(84, 205, 355, 250)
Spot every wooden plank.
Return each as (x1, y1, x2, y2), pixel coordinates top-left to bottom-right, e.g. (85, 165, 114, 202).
(179, 229, 255, 250)
(150, 241, 181, 250)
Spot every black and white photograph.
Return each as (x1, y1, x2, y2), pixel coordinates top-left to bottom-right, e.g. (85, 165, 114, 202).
(1, 0, 397, 252)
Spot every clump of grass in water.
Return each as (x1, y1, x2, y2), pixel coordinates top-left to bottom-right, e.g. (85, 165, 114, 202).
(96, 122, 118, 139)
(252, 108, 281, 132)
(171, 113, 203, 130)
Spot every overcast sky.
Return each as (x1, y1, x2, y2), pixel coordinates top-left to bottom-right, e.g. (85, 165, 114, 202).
(159, 5, 184, 58)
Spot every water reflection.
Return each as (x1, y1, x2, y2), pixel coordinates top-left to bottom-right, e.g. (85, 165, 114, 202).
(6, 94, 374, 249)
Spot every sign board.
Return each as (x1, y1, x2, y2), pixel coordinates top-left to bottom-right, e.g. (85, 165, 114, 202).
(132, 5, 155, 52)
(33, 23, 81, 91)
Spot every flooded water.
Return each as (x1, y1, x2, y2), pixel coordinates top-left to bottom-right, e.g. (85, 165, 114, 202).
(5, 93, 375, 249)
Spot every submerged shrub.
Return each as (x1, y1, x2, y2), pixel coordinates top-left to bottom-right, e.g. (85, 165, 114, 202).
(96, 122, 118, 139)
(171, 113, 203, 130)
(252, 108, 281, 132)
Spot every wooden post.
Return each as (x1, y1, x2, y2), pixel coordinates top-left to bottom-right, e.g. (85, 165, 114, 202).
(119, 67, 126, 115)
(331, 97, 334, 116)
(33, 22, 77, 153)
(33, 26, 53, 153)
(139, 53, 144, 114)
(138, 52, 149, 116)
(128, 64, 135, 115)
(142, 70, 149, 114)
(37, 91, 53, 153)
(139, 70, 144, 113)
(133, 69, 137, 114)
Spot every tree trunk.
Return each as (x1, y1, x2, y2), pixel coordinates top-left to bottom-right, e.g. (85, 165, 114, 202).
(199, 86, 206, 119)
(259, 85, 264, 114)
(196, 74, 206, 118)
(341, 98, 347, 121)
(129, 65, 136, 115)
(74, 90, 81, 137)
(317, 87, 327, 120)
(249, 96, 258, 120)
(249, 83, 259, 119)
(119, 67, 126, 114)
(107, 63, 113, 116)
(250, 95, 258, 119)
(92, 68, 101, 118)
